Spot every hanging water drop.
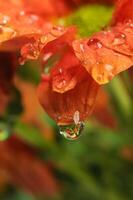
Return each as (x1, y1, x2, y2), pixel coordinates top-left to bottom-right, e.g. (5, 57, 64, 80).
(59, 122, 84, 140)
(59, 111, 84, 140)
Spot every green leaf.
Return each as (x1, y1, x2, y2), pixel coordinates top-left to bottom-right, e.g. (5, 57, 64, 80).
(58, 4, 114, 37)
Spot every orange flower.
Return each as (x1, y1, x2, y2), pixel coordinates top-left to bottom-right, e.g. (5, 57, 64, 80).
(112, 0, 133, 25)
(0, 0, 133, 126)
(37, 28, 99, 125)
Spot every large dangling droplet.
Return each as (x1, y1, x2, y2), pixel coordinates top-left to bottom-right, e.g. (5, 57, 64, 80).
(59, 122, 84, 140)
(59, 111, 84, 140)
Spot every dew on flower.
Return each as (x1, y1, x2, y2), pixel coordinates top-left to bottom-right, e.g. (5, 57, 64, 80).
(59, 111, 84, 140)
(0, 14, 10, 25)
(59, 122, 84, 140)
(113, 33, 126, 45)
(87, 38, 103, 49)
(104, 64, 114, 71)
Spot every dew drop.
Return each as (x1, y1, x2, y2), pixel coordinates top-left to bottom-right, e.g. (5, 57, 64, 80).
(80, 43, 85, 52)
(59, 68, 63, 74)
(59, 111, 84, 140)
(104, 64, 114, 71)
(113, 33, 126, 45)
(42, 52, 52, 62)
(0, 15, 10, 25)
(87, 38, 103, 49)
(40, 35, 47, 44)
(55, 79, 66, 89)
(59, 122, 84, 140)
(19, 10, 25, 16)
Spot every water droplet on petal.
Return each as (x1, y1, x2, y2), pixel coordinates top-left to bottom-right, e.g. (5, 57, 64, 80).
(80, 43, 85, 52)
(104, 64, 114, 71)
(0, 14, 10, 25)
(96, 74, 103, 82)
(40, 35, 48, 44)
(19, 10, 25, 16)
(59, 122, 84, 140)
(59, 68, 63, 74)
(56, 79, 66, 89)
(113, 33, 126, 45)
(87, 38, 103, 49)
(42, 52, 52, 62)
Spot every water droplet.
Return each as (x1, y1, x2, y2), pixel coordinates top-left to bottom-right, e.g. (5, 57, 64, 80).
(87, 38, 103, 49)
(51, 26, 64, 37)
(113, 33, 126, 45)
(59, 68, 63, 74)
(56, 79, 66, 89)
(104, 64, 114, 71)
(0, 15, 10, 25)
(96, 74, 103, 82)
(80, 43, 85, 52)
(59, 122, 84, 140)
(40, 35, 48, 44)
(30, 14, 39, 21)
(53, 26, 64, 31)
(42, 52, 52, 62)
(19, 10, 25, 16)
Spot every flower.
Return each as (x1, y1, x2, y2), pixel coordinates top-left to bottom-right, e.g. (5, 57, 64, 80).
(0, 0, 133, 126)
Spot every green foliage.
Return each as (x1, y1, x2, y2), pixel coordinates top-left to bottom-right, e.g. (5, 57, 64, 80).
(58, 4, 113, 37)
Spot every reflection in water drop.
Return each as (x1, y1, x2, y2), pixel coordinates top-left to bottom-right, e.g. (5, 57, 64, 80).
(59, 122, 84, 140)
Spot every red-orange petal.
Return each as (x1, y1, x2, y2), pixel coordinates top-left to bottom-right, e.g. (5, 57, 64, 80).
(37, 67, 99, 125)
(73, 22, 133, 84)
(112, 0, 133, 25)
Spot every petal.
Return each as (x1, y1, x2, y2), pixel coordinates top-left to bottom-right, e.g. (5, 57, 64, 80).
(37, 68, 99, 125)
(112, 0, 133, 25)
(93, 89, 117, 128)
(73, 22, 133, 84)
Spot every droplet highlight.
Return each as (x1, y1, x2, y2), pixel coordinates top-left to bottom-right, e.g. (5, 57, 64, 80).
(113, 33, 126, 45)
(87, 38, 103, 49)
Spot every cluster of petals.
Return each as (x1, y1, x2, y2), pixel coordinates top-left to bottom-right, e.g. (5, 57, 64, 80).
(0, 0, 133, 125)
